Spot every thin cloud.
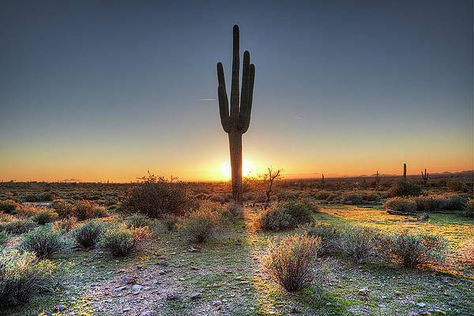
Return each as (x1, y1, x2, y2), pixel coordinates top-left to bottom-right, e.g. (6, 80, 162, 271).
(199, 98, 216, 101)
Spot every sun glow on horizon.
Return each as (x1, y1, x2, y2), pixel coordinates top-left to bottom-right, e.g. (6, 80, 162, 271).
(220, 159, 256, 180)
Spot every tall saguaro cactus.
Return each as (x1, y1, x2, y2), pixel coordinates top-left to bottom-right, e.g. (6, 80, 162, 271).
(217, 25, 255, 203)
(403, 163, 407, 179)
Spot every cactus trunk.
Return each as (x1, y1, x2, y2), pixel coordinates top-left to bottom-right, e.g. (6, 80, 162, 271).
(229, 130, 243, 202)
(217, 25, 255, 204)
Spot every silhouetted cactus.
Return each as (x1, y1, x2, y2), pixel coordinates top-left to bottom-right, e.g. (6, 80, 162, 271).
(321, 174, 325, 188)
(217, 25, 255, 203)
(375, 171, 380, 186)
(403, 163, 407, 179)
(421, 169, 429, 184)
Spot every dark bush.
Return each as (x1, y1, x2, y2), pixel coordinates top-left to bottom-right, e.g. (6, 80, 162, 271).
(259, 199, 317, 231)
(341, 192, 364, 205)
(384, 197, 417, 213)
(73, 220, 105, 249)
(0, 220, 37, 235)
(0, 250, 56, 306)
(464, 200, 474, 218)
(386, 231, 447, 268)
(0, 200, 18, 214)
(388, 180, 422, 197)
(162, 214, 179, 231)
(31, 208, 59, 225)
(22, 192, 53, 202)
(19, 225, 64, 258)
(0, 231, 9, 246)
(262, 234, 320, 292)
(122, 174, 193, 218)
(443, 194, 468, 211)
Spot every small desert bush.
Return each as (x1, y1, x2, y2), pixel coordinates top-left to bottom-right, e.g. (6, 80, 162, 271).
(73, 200, 108, 220)
(384, 197, 417, 213)
(341, 192, 364, 205)
(99, 225, 135, 256)
(339, 226, 381, 263)
(126, 213, 151, 228)
(182, 206, 220, 243)
(259, 199, 316, 231)
(388, 180, 422, 197)
(22, 192, 53, 202)
(461, 239, 474, 265)
(386, 231, 447, 268)
(0, 250, 57, 306)
(31, 208, 59, 225)
(0, 200, 18, 214)
(162, 214, 179, 231)
(306, 222, 341, 255)
(262, 234, 321, 292)
(52, 199, 74, 218)
(73, 220, 106, 249)
(221, 202, 244, 222)
(443, 194, 468, 211)
(53, 216, 78, 232)
(19, 225, 64, 258)
(123, 174, 193, 218)
(0, 220, 37, 234)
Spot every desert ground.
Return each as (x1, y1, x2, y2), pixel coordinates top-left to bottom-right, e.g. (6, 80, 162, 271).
(0, 172, 473, 316)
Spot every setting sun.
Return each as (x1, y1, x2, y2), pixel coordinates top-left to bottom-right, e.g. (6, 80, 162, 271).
(221, 159, 256, 180)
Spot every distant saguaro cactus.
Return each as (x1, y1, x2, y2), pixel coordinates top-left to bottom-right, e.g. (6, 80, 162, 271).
(421, 169, 429, 184)
(375, 171, 380, 186)
(403, 163, 407, 180)
(217, 25, 255, 203)
(321, 174, 325, 188)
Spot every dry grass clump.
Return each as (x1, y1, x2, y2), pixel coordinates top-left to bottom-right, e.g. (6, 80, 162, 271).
(19, 225, 65, 258)
(99, 224, 136, 256)
(73, 220, 106, 249)
(0, 219, 37, 235)
(338, 226, 382, 263)
(306, 222, 341, 255)
(30, 208, 59, 225)
(126, 213, 151, 228)
(73, 200, 108, 220)
(0, 200, 18, 214)
(52, 199, 74, 218)
(181, 204, 220, 243)
(385, 230, 448, 268)
(262, 234, 321, 292)
(388, 180, 422, 197)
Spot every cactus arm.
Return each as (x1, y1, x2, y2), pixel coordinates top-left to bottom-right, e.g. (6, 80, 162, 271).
(217, 63, 231, 132)
(239, 63, 255, 133)
(230, 25, 240, 120)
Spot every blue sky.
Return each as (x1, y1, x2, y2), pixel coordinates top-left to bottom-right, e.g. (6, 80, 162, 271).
(0, 0, 472, 181)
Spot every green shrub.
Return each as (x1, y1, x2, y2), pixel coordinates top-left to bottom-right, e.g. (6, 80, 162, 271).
(126, 213, 151, 228)
(73, 220, 106, 249)
(162, 214, 179, 231)
(0, 250, 56, 306)
(0, 220, 37, 235)
(339, 226, 381, 263)
(123, 174, 193, 218)
(259, 199, 316, 231)
(386, 231, 447, 268)
(182, 206, 220, 243)
(388, 180, 422, 197)
(415, 196, 445, 212)
(99, 225, 135, 256)
(0, 200, 18, 214)
(262, 234, 321, 292)
(19, 225, 64, 258)
(306, 222, 341, 255)
(72, 200, 107, 220)
(52, 199, 74, 218)
(384, 197, 417, 213)
(30, 208, 59, 225)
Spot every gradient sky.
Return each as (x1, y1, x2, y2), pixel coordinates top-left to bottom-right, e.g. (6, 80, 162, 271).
(0, 0, 472, 182)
